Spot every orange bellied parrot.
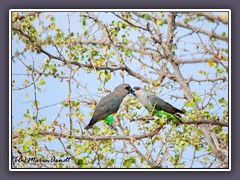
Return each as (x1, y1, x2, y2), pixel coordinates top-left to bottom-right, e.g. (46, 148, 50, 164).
(85, 83, 134, 130)
(132, 86, 184, 122)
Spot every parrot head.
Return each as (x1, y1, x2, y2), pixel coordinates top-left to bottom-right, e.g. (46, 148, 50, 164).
(132, 86, 145, 97)
(114, 83, 134, 96)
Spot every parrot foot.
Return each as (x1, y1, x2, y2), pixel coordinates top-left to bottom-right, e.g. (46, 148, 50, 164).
(107, 124, 117, 131)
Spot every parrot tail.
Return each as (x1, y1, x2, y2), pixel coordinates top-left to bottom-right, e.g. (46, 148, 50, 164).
(174, 107, 184, 114)
(174, 113, 182, 118)
(85, 119, 96, 130)
(173, 114, 183, 123)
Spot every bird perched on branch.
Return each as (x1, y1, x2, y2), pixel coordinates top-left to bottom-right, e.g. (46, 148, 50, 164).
(132, 86, 184, 122)
(85, 83, 134, 130)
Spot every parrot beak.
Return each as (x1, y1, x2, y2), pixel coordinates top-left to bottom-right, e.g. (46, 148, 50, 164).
(131, 87, 139, 96)
(130, 87, 136, 96)
(128, 87, 135, 94)
(131, 91, 136, 96)
(126, 86, 134, 94)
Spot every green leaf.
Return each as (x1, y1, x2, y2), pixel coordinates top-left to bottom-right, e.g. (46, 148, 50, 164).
(83, 19, 86, 26)
(185, 99, 194, 108)
(25, 93, 29, 100)
(39, 78, 45, 85)
(23, 114, 30, 119)
(23, 144, 29, 151)
(106, 159, 114, 166)
(221, 32, 226, 37)
(142, 13, 151, 20)
(208, 60, 216, 67)
(192, 92, 201, 103)
(50, 17, 55, 22)
(123, 157, 136, 167)
(76, 158, 84, 165)
(208, 103, 214, 110)
(218, 97, 225, 104)
(156, 19, 164, 26)
(39, 117, 46, 124)
(172, 51, 176, 56)
(33, 101, 40, 107)
(215, 126, 222, 134)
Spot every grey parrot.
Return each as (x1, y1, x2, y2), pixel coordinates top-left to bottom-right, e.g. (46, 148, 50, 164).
(132, 86, 184, 122)
(85, 83, 133, 130)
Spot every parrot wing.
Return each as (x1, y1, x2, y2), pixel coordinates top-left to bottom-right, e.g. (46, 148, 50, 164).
(147, 95, 183, 114)
(85, 93, 120, 129)
(92, 93, 120, 121)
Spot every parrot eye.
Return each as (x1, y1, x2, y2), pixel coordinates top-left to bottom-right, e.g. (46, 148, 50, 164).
(135, 87, 140, 91)
(125, 86, 130, 90)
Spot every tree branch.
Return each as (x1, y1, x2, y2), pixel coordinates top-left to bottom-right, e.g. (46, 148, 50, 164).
(164, 12, 227, 163)
(182, 12, 228, 24)
(131, 117, 228, 127)
(176, 22, 228, 42)
(13, 125, 163, 142)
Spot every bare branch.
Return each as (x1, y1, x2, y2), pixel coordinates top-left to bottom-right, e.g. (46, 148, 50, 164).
(182, 12, 228, 24)
(176, 22, 228, 42)
(132, 117, 228, 127)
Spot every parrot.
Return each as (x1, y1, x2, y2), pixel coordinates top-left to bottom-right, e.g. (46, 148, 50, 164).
(132, 86, 184, 122)
(85, 83, 134, 130)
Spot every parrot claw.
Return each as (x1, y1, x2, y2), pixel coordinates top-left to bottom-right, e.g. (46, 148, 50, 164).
(107, 124, 117, 131)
